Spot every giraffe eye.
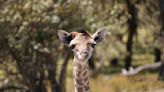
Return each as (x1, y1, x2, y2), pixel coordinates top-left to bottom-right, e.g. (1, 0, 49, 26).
(89, 43, 96, 48)
(71, 44, 76, 49)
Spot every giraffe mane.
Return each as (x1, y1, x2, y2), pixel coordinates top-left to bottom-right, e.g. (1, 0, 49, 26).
(71, 29, 91, 39)
(77, 28, 90, 37)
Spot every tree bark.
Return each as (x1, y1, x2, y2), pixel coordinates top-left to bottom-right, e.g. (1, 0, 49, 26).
(59, 46, 70, 92)
(110, 58, 118, 67)
(88, 55, 96, 70)
(154, 47, 161, 62)
(44, 52, 60, 92)
(159, 62, 164, 80)
(124, 0, 138, 70)
(88, 55, 97, 77)
(158, 0, 164, 81)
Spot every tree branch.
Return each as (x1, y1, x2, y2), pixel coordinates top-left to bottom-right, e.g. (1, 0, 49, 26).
(0, 85, 28, 92)
(122, 62, 161, 76)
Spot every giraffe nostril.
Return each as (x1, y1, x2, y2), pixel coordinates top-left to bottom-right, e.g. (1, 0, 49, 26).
(78, 51, 89, 59)
(81, 51, 88, 55)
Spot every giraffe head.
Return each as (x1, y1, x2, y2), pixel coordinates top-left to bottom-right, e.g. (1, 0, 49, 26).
(58, 28, 107, 61)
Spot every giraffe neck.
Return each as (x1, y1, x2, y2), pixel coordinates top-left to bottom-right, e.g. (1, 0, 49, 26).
(73, 58, 90, 92)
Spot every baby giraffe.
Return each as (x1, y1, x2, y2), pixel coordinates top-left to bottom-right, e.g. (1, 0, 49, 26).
(58, 28, 107, 92)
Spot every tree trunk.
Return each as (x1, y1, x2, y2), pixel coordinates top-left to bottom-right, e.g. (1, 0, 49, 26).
(158, 0, 164, 81)
(110, 58, 118, 67)
(159, 62, 164, 80)
(88, 56, 96, 70)
(45, 53, 59, 92)
(124, 0, 137, 70)
(59, 46, 70, 92)
(88, 55, 97, 77)
(154, 47, 161, 62)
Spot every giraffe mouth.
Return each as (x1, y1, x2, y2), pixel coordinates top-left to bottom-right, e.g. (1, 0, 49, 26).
(77, 54, 89, 60)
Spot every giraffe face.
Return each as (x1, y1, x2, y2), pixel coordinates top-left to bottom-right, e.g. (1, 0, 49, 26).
(58, 28, 107, 61)
(69, 33, 96, 60)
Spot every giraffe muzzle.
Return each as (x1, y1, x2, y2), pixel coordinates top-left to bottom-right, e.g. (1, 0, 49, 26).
(78, 51, 89, 60)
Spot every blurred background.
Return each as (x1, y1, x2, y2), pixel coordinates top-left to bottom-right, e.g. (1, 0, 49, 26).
(0, 0, 164, 92)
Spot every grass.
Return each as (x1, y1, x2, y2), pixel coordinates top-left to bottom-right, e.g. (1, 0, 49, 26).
(66, 71, 164, 92)
(63, 54, 164, 92)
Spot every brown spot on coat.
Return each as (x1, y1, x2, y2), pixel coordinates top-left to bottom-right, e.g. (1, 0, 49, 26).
(76, 71, 81, 77)
(71, 32, 78, 38)
(76, 78, 83, 85)
(77, 63, 82, 69)
(86, 82, 89, 85)
(84, 76, 88, 82)
(83, 70, 87, 77)
(77, 87, 83, 92)
(84, 86, 89, 91)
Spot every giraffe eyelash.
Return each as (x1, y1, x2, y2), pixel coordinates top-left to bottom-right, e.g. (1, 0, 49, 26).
(71, 44, 76, 49)
(88, 43, 96, 48)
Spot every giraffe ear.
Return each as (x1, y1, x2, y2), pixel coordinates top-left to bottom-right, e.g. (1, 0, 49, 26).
(58, 30, 72, 44)
(92, 27, 107, 43)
